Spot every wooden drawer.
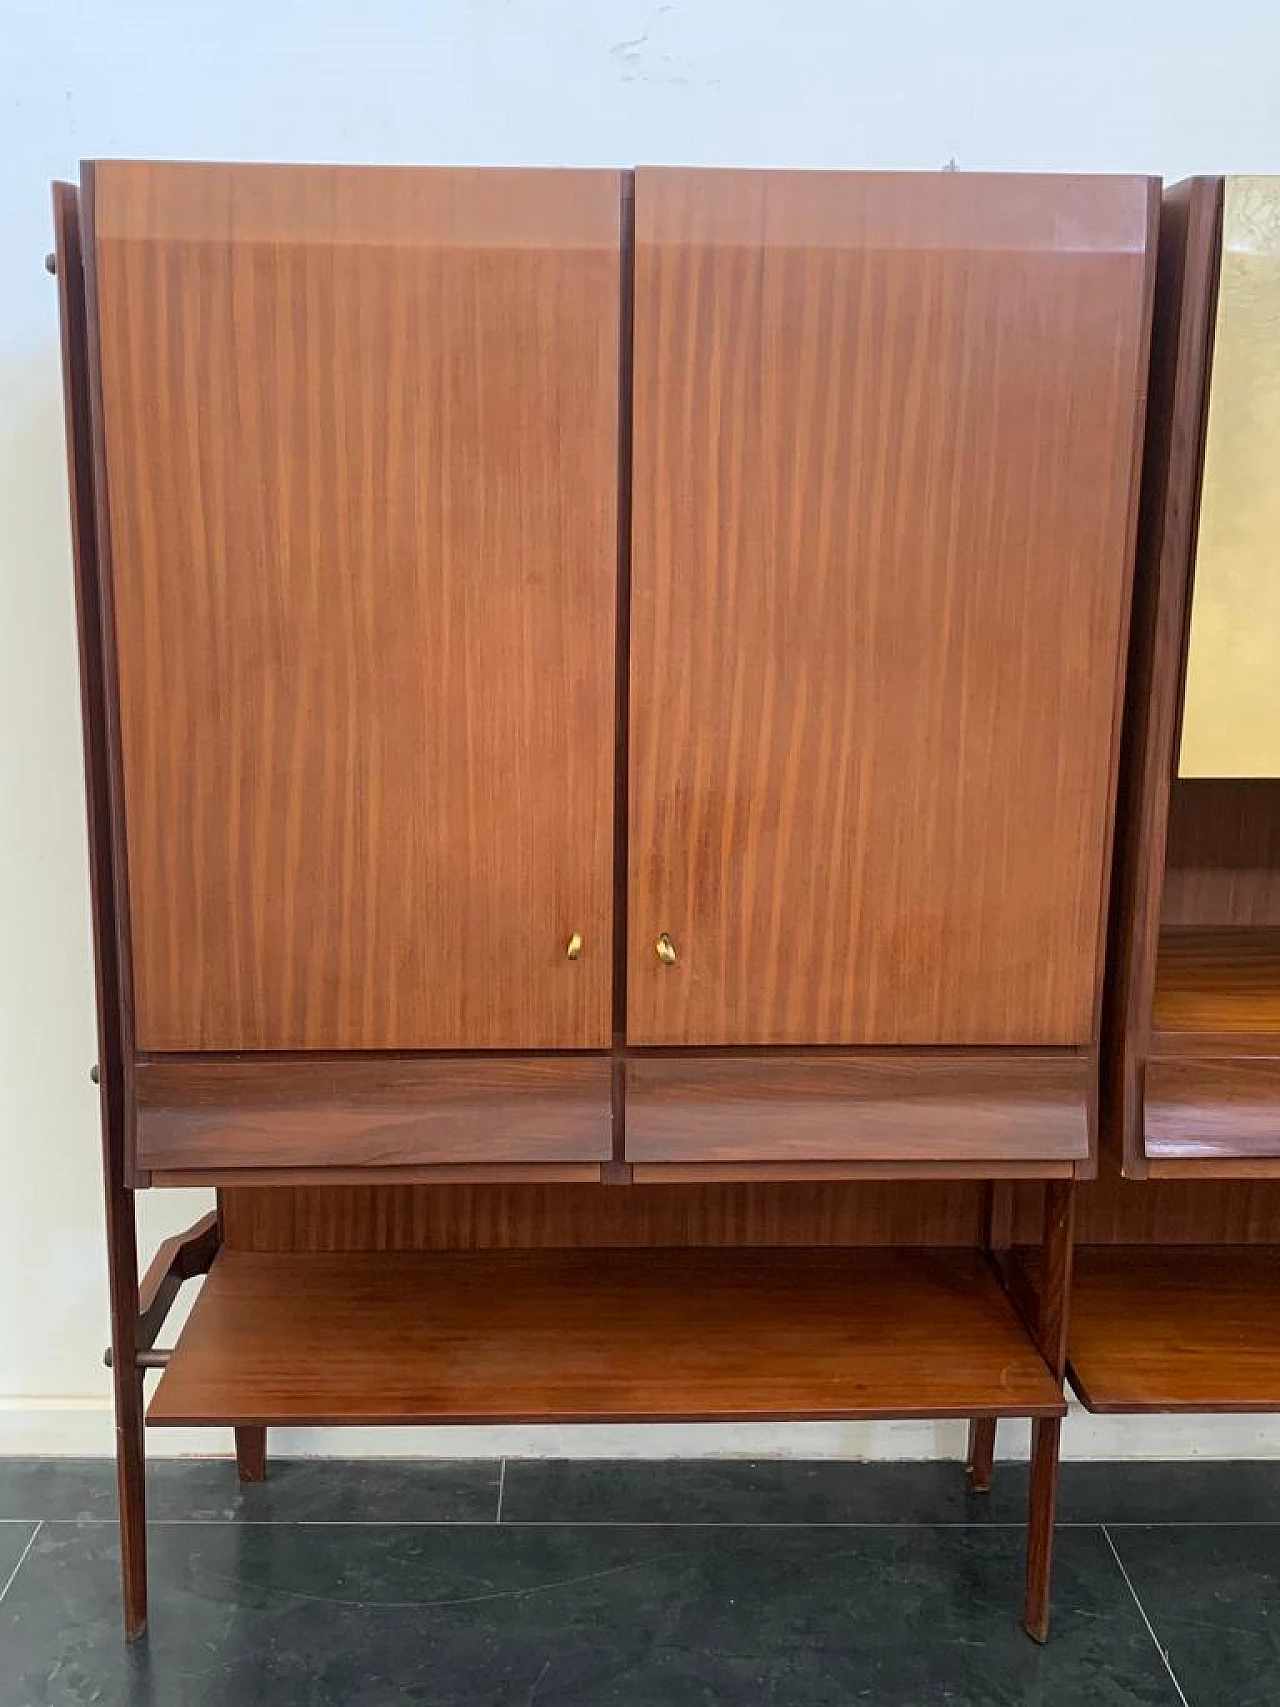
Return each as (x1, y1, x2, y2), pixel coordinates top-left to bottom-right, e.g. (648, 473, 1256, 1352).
(1145, 1055, 1280, 1161)
(134, 1056, 613, 1175)
(624, 1052, 1091, 1165)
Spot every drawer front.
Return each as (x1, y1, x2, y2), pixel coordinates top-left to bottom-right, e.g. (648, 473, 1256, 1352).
(624, 1053, 1091, 1164)
(1146, 1055, 1280, 1160)
(135, 1056, 613, 1173)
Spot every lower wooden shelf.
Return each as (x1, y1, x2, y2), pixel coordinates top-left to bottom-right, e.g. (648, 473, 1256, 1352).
(147, 1246, 1063, 1428)
(1068, 1246, 1280, 1412)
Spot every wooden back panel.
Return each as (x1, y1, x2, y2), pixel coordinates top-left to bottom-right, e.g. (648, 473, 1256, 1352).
(218, 1180, 984, 1251)
(1162, 780, 1280, 927)
(90, 163, 621, 1050)
(628, 169, 1156, 1046)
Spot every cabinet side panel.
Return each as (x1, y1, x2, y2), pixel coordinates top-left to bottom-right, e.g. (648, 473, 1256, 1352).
(92, 162, 621, 1050)
(1099, 179, 1223, 1174)
(629, 170, 1154, 1046)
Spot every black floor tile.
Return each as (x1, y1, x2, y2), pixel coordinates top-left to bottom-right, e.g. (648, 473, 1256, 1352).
(1, 1520, 1176, 1707)
(0, 1524, 37, 1592)
(1056, 1460, 1280, 1526)
(1108, 1523, 1280, 1707)
(0, 1462, 117, 1523)
(10, 1456, 1278, 1533)
(0, 1459, 499, 1525)
(500, 1458, 1032, 1525)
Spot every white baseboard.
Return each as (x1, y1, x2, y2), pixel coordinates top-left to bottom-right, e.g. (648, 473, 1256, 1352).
(3, 1399, 1280, 1461)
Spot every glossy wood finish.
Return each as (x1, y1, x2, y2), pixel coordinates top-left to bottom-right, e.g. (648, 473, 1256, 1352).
(133, 1056, 613, 1172)
(92, 162, 621, 1051)
(1179, 177, 1280, 778)
(54, 178, 148, 1641)
(218, 1181, 989, 1251)
(1100, 180, 1225, 1174)
(162, 1165, 606, 1188)
(148, 1247, 1064, 1426)
(630, 1161, 1074, 1182)
(624, 1053, 1091, 1163)
(1068, 1246, 1280, 1411)
(1146, 1159, 1280, 1179)
(1144, 1057, 1280, 1161)
(1162, 781, 1280, 927)
(1151, 929, 1280, 1037)
(628, 168, 1156, 1047)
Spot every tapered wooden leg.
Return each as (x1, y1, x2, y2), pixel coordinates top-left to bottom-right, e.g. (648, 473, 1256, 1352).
(1024, 1415, 1062, 1643)
(235, 1426, 267, 1484)
(965, 1417, 997, 1492)
(104, 1186, 147, 1641)
(1021, 1180, 1074, 1643)
(114, 1363, 148, 1641)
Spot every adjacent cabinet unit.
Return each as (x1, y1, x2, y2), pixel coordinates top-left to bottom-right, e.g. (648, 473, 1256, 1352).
(55, 162, 1159, 1645)
(1064, 177, 1280, 1417)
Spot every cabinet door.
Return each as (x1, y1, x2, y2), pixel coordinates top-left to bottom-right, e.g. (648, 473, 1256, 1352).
(628, 169, 1155, 1046)
(91, 164, 620, 1051)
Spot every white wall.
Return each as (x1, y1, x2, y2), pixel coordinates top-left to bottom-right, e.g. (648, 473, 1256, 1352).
(3, 0, 1280, 1459)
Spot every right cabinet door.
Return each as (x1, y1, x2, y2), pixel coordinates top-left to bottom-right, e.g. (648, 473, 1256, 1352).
(627, 169, 1155, 1047)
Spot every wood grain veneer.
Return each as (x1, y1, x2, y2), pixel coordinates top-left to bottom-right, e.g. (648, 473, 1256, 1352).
(1144, 1057, 1280, 1161)
(217, 1181, 988, 1251)
(1179, 177, 1280, 778)
(91, 162, 621, 1051)
(623, 1052, 1091, 1163)
(629, 1161, 1074, 1182)
(1068, 1246, 1280, 1410)
(628, 168, 1156, 1047)
(1161, 781, 1280, 927)
(1151, 928, 1280, 1037)
(148, 1247, 1064, 1426)
(1065, 1172, 1280, 1244)
(164, 1166, 606, 1188)
(134, 1056, 613, 1172)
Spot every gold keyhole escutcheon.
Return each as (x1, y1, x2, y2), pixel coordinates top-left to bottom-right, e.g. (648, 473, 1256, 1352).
(566, 932, 583, 961)
(655, 932, 677, 966)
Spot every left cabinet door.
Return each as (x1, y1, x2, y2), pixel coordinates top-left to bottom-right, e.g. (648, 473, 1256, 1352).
(89, 164, 621, 1051)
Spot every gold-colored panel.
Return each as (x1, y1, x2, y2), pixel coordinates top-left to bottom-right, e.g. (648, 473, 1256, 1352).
(1180, 176, 1280, 778)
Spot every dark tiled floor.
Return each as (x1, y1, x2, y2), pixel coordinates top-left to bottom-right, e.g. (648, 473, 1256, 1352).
(2, 1458, 1277, 1706)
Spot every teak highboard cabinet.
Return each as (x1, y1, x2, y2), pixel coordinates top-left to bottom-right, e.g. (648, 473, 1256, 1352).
(53, 161, 1158, 1643)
